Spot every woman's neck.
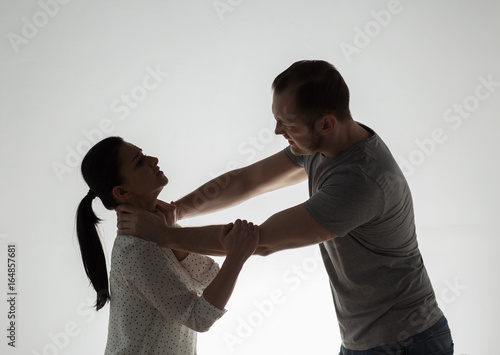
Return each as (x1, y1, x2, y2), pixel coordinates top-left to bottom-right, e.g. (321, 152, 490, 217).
(137, 199, 157, 213)
(127, 194, 158, 213)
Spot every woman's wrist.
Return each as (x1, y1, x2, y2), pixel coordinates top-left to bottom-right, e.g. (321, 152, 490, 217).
(223, 254, 248, 269)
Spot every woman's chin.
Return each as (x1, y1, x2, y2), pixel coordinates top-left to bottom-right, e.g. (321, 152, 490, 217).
(158, 171, 169, 184)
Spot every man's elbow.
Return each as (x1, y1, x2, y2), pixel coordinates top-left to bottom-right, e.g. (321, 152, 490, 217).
(254, 232, 335, 257)
(254, 245, 276, 256)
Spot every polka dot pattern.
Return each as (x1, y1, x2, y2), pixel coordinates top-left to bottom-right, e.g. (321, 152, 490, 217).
(104, 235, 226, 354)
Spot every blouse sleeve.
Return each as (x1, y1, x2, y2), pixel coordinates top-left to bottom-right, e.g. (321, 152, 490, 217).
(117, 237, 226, 332)
(179, 253, 220, 289)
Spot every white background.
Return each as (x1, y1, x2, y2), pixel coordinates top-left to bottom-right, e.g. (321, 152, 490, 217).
(1, 0, 499, 354)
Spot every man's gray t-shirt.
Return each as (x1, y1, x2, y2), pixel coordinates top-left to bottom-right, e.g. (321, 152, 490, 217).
(284, 124, 442, 350)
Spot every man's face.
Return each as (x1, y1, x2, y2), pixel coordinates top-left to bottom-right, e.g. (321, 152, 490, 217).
(272, 89, 322, 156)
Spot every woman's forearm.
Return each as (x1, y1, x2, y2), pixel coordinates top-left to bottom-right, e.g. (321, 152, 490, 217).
(202, 256, 245, 310)
(171, 223, 189, 260)
(202, 220, 258, 310)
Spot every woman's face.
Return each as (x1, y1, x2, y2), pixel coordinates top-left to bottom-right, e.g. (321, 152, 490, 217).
(115, 142, 169, 202)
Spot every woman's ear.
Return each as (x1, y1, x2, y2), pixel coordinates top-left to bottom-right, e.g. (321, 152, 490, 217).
(113, 186, 131, 201)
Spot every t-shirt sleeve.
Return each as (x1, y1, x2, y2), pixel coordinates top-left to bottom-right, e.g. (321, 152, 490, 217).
(304, 169, 383, 237)
(118, 239, 226, 332)
(283, 146, 305, 168)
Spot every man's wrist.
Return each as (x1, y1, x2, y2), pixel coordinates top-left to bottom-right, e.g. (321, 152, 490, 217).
(152, 224, 174, 248)
(175, 200, 187, 221)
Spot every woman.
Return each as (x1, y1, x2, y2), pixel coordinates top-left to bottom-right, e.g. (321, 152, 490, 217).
(75, 136, 259, 354)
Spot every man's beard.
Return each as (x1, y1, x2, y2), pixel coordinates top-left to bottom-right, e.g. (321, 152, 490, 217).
(290, 131, 323, 156)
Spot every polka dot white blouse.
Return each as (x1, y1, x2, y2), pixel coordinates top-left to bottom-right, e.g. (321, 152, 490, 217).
(104, 234, 226, 354)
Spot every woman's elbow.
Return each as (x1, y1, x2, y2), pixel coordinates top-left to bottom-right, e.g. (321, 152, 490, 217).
(186, 319, 215, 333)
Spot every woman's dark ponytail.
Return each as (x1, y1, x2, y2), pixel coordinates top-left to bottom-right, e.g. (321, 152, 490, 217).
(76, 192, 109, 310)
(75, 136, 124, 311)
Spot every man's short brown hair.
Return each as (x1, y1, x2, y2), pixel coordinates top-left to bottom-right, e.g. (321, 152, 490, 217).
(272, 60, 352, 129)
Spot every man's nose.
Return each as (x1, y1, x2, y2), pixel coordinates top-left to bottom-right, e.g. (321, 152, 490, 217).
(274, 122, 285, 135)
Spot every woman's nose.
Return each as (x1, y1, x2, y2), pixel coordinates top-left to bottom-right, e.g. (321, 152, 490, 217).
(150, 156, 159, 166)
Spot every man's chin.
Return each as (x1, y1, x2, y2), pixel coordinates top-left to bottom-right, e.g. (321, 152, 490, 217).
(290, 145, 306, 156)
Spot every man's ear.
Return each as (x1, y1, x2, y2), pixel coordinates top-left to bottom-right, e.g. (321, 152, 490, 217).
(316, 114, 337, 134)
(113, 186, 132, 201)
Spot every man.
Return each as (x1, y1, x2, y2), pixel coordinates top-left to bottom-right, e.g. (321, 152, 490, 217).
(117, 60, 453, 354)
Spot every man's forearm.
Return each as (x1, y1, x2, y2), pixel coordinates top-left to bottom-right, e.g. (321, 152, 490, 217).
(158, 204, 333, 258)
(175, 169, 252, 220)
(174, 151, 308, 221)
(159, 225, 227, 256)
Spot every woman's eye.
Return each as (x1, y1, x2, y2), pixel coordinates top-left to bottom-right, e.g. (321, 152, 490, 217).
(136, 154, 147, 166)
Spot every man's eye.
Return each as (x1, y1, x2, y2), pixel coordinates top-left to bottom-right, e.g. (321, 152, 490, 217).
(279, 121, 291, 128)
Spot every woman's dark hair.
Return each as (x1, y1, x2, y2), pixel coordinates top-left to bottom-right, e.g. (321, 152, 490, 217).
(272, 60, 352, 129)
(75, 136, 124, 310)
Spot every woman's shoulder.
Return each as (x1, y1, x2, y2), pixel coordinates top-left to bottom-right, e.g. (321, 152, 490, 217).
(111, 236, 190, 281)
(112, 235, 161, 257)
(111, 235, 174, 275)
(115, 234, 153, 245)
